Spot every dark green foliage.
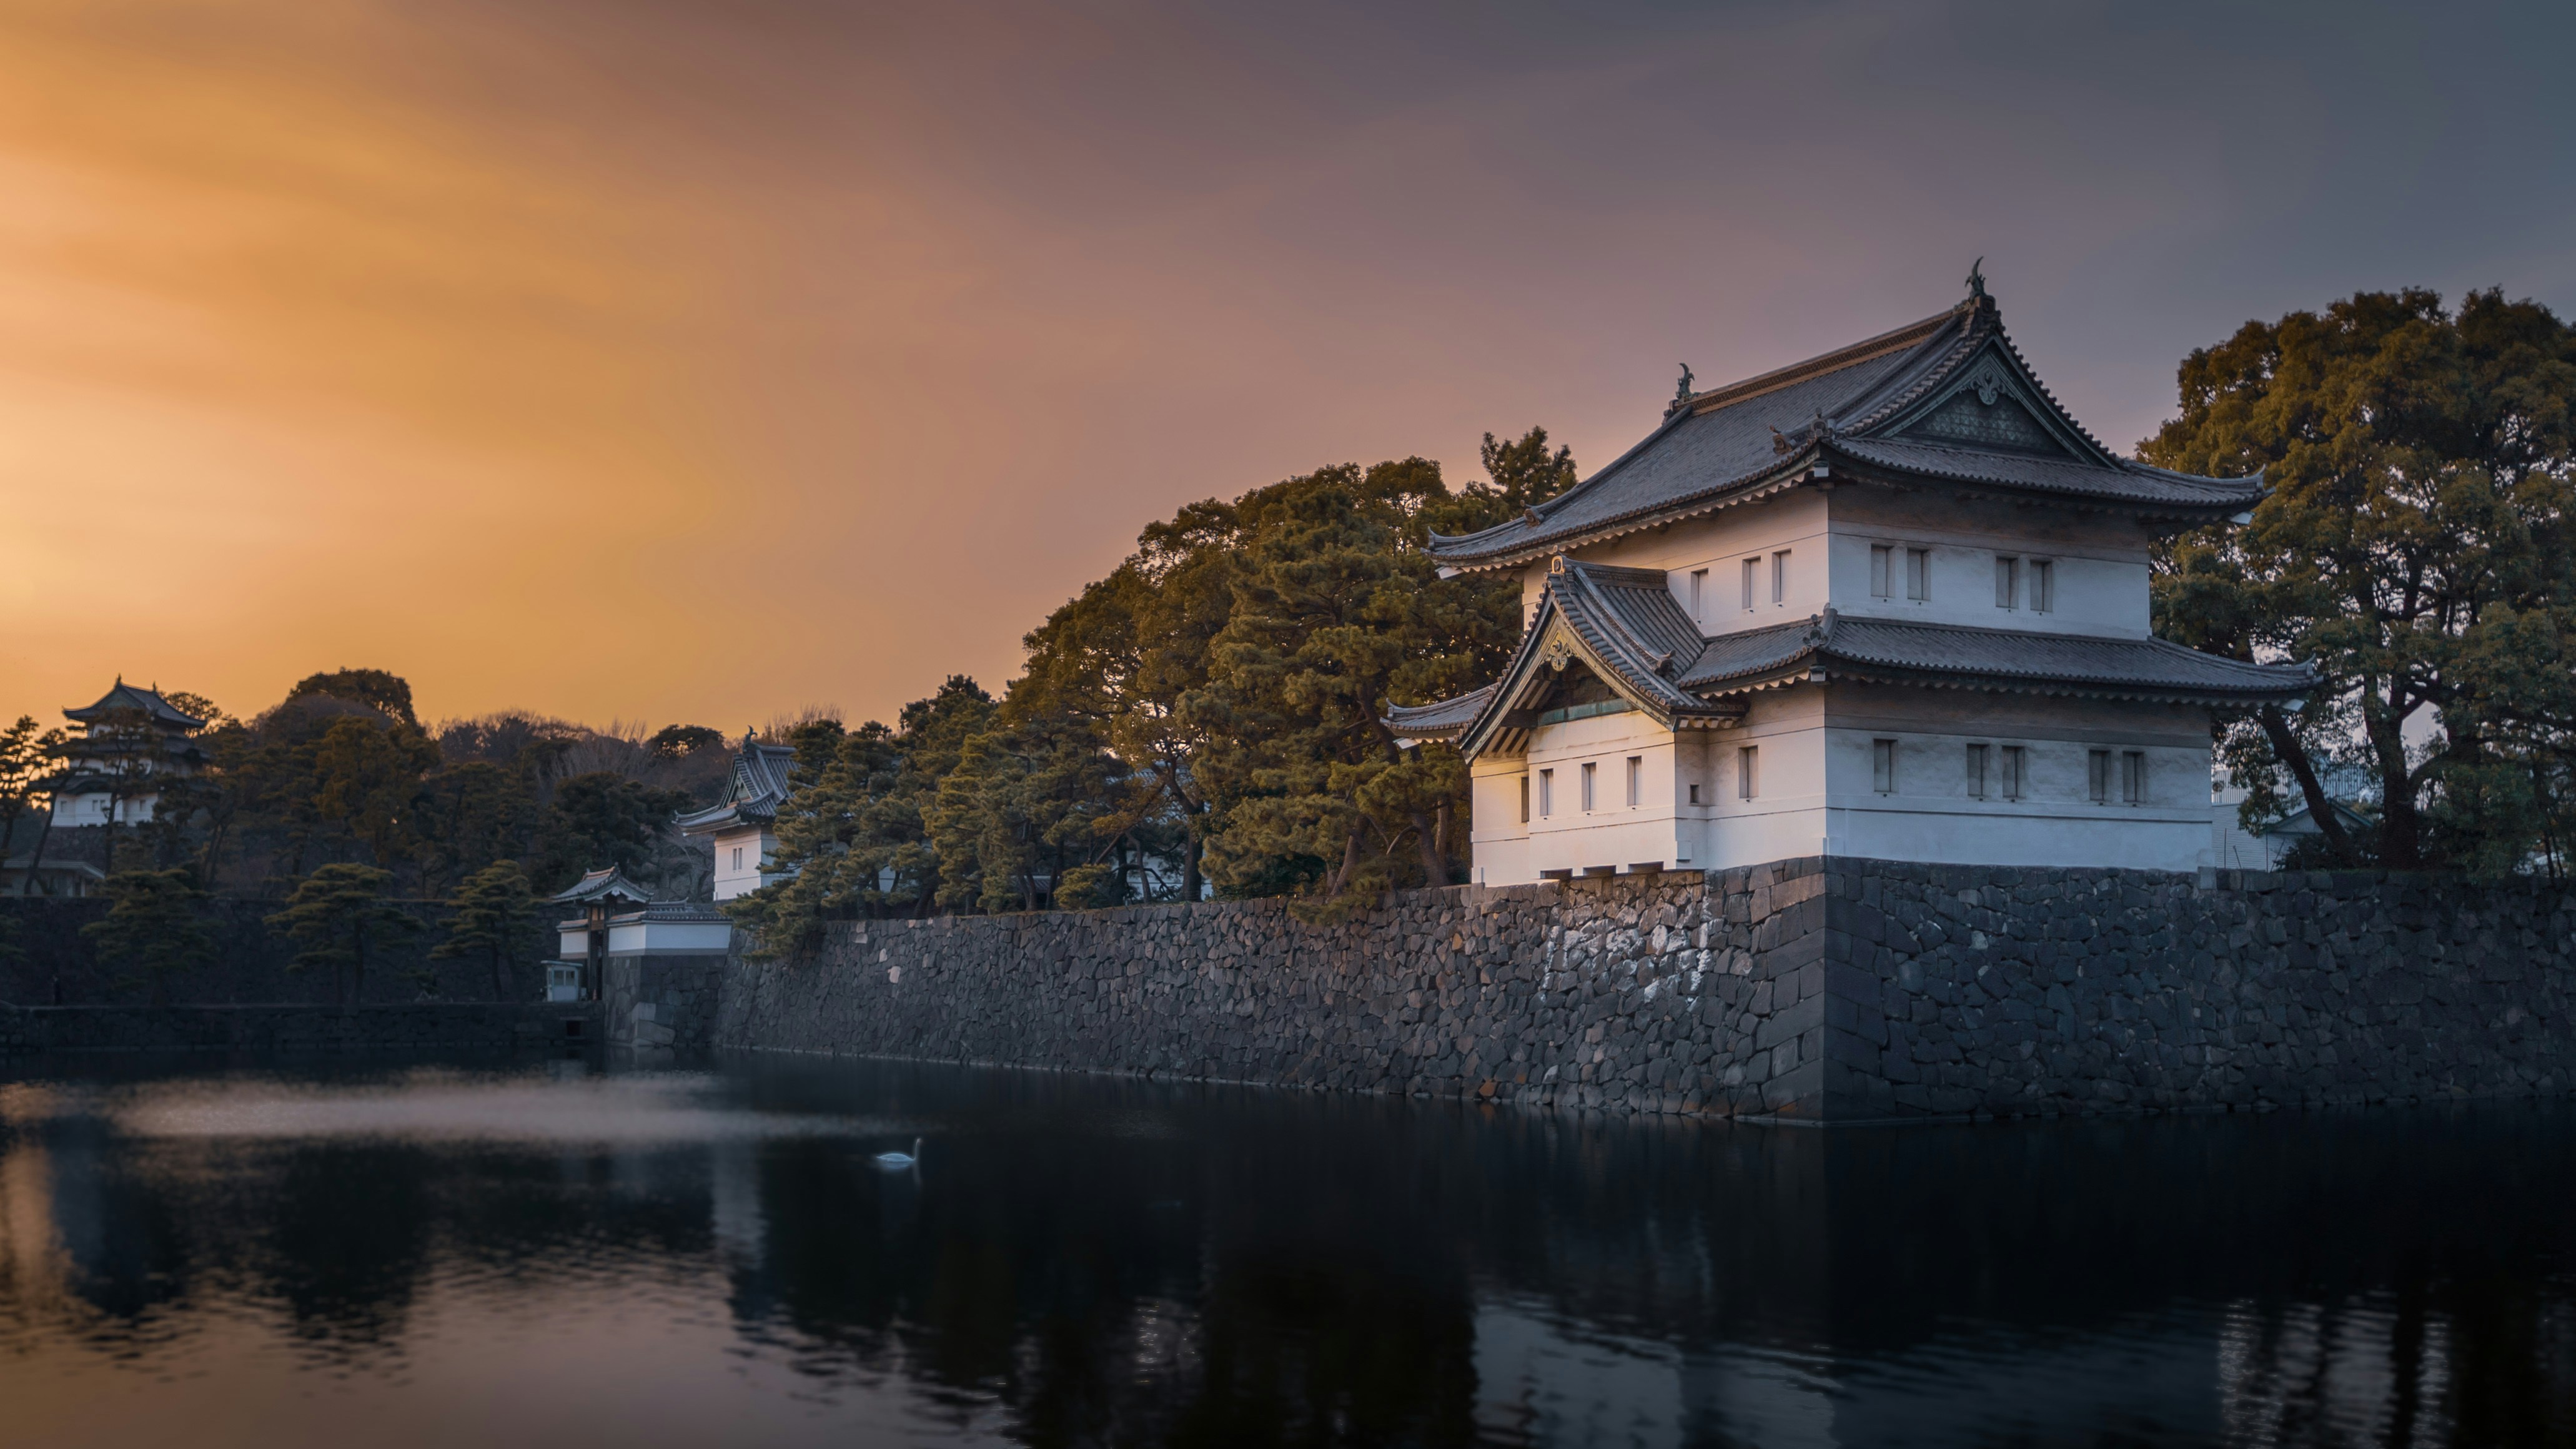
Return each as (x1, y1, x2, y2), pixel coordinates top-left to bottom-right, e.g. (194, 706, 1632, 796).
(82, 869, 215, 1004)
(430, 860, 539, 1000)
(532, 772, 690, 894)
(285, 668, 420, 727)
(0, 715, 65, 892)
(65, 425, 1580, 938)
(730, 682, 998, 954)
(265, 863, 419, 1004)
(2146, 289, 2576, 875)
(728, 427, 1575, 944)
(417, 760, 532, 894)
(648, 724, 725, 759)
(1187, 458, 1471, 917)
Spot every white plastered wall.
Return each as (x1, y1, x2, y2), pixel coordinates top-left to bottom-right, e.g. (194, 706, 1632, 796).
(1538, 490, 1831, 639)
(1823, 487, 2156, 638)
(1816, 684, 2214, 871)
(711, 825, 776, 901)
(1467, 483, 2225, 881)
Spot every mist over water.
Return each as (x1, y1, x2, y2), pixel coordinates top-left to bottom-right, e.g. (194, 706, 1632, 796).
(1, 1056, 2570, 1448)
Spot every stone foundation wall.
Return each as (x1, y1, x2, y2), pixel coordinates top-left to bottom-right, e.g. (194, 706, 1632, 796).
(721, 861, 1848, 1119)
(717, 859, 2576, 1122)
(1833, 861, 2576, 1117)
(602, 953, 728, 1054)
(0, 1001, 599, 1057)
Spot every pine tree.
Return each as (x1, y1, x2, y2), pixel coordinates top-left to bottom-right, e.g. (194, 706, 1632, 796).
(430, 860, 538, 1000)
(266, 863, 419, 1004)
(82, 868, 215, 1005)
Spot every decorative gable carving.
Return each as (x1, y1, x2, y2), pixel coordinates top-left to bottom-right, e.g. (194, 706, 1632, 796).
(1899, 359, 2070, 457)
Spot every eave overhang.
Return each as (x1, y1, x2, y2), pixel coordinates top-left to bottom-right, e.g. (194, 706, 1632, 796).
(1426, 294, 2263, 574)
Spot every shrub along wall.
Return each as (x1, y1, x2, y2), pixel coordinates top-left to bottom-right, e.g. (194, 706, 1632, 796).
(0, 898, 530, 1006)
(717, 859, 2576, 1122)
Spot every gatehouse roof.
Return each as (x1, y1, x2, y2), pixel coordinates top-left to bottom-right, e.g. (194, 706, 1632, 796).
(1427, 291, 2262, 572)
(548, 866, 653, 906)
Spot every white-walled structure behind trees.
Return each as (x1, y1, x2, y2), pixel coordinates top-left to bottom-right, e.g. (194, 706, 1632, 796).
(675, 733, 796, 901)
(45, 680, 207, 828)
(1391, 275, 2316, 884)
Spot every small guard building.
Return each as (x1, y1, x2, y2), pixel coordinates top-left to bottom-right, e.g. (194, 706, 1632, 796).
(1390, 276, 2316, 884)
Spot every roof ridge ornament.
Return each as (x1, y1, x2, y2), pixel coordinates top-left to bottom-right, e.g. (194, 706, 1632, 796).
(1965, 256, 1987, 302)
(1666, 363, 1696, 418)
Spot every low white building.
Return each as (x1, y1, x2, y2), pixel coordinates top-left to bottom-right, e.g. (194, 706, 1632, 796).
(1392, 276, 2316, 884)
(675, 733, 796, 901)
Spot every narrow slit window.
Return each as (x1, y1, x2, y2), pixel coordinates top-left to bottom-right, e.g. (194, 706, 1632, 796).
(2088, 749, 2112, 804)
(1580, 761, 1597, 812)
(1966, 743, 1988, 799)
(1738, 746, 1758, 801)
(1519, 775, 1530, 823)
(2123, 750, 2147, 806)
(1689, 568, 1708, 621)
(1870, 544, 1893, 599)
(2031, 559, 2054, 614)
(1538, 769, 1553, 818)
(1995, 556, 2019, 610)
(1688, 783, 1702, 805)
(2001, 746, 2026, 801)
(1772, 550, 1790, 605)
(1742, 557, 1759, 611)
(1905, 548, 1930, 601)
(1873, 738, 1897, 794)
(1625, 756, 1641, 808)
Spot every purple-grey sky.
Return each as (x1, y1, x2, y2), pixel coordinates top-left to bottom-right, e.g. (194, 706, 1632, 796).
(1, 0, 2567, 729)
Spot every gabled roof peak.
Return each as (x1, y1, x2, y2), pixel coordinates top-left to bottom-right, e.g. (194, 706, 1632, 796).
(550, 865, 653, 905)
(66, 680, 204, 729)
(1429, 285, 2260, 571)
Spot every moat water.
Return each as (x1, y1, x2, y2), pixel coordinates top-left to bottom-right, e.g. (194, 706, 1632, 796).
(1, 1054, 2570, 1448)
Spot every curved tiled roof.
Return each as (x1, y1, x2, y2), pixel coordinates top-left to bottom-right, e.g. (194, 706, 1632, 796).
(675, 736, 799, 834)
(1388, 560, 2317, 760)
(1825, 438, 2255, 509)
(1427, 294, 2261, 571)
(1387, 561, 1747, 754)
(1675, 611, 2318, 701)
(550, 866, 652, 905)
(65, 679, 204, 729)
(1384, 685, 1495, 740)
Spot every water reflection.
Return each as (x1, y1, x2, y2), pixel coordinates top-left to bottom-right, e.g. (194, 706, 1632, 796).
(0, 1055, 2570, 1447)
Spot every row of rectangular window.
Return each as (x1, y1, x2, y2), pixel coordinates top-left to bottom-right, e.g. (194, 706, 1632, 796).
(1524, 748, 1761, 821)
(1685, 553, 1790, 620)
(1869, 545, 2054, 611)
(1518, 741, 2146, 819)
(1680, 548, 2054, 616)
(1878, 739, 2146, 803)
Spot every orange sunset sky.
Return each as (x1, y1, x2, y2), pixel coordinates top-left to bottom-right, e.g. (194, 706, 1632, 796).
(2, 0, 2569, 734)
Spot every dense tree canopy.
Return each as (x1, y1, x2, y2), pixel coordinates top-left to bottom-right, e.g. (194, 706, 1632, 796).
(730, 426, 1575, 948)
(2147, 288, 2576, 876)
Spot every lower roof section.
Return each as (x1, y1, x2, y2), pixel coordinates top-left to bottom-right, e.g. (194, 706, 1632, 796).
(1390, 566, 2317, 762)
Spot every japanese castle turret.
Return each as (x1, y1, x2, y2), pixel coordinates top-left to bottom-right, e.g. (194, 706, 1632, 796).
(1390, 275, 2316, 884)
(673, 732, 796, 901)
(47, 679, 207, 828)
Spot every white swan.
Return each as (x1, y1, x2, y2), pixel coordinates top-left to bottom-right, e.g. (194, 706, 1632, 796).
(872, 1137, 922, 1170)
